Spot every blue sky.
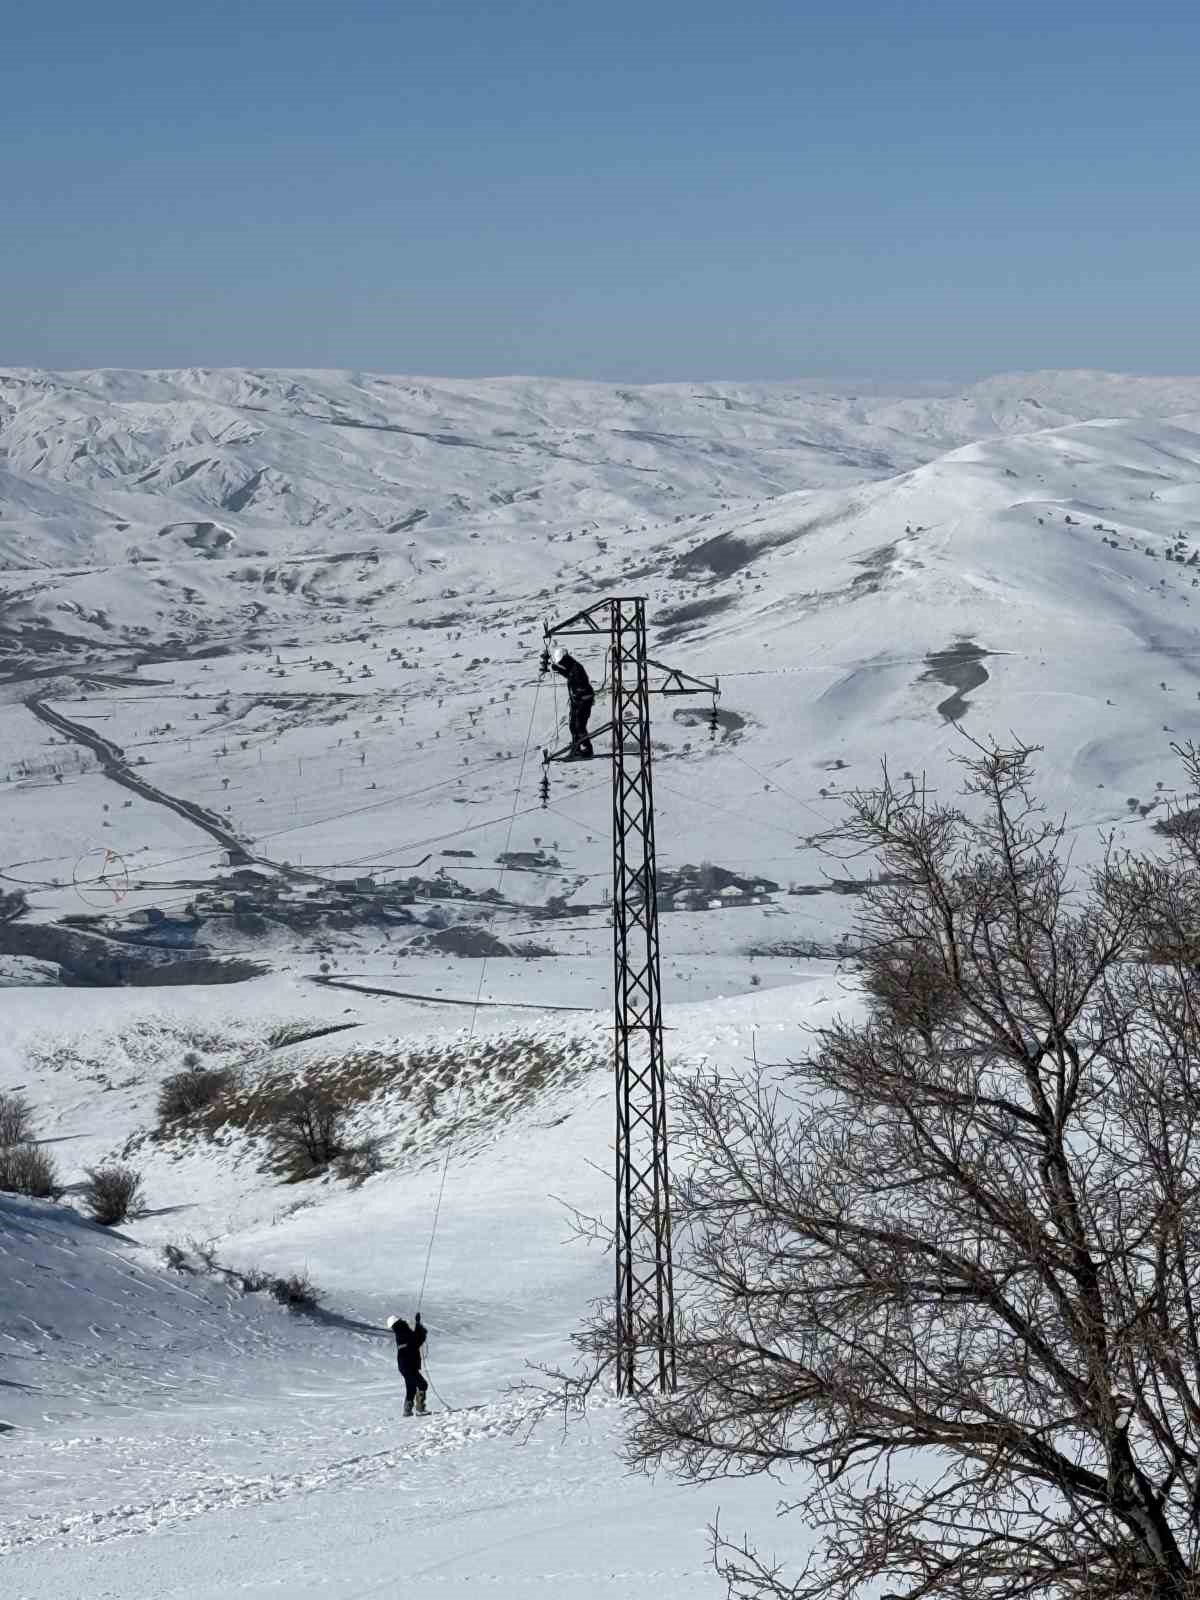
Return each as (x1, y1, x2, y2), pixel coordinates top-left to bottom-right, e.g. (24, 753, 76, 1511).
(4, 0, 1199, 380)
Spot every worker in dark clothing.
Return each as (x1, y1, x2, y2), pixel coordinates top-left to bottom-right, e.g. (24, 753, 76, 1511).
(388, 1312, 428, 1416)
(550, 645, 594, 758)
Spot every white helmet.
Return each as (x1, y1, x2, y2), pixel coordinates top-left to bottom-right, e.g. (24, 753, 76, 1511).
(386, 1315, 399, 1329)
(551, 645, 566, 665)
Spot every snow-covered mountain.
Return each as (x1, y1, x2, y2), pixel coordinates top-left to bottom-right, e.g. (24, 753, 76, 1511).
(4, 365, 1199, 583)
(4, 365, 1200, 974)
(5, 366, 1200, 1597)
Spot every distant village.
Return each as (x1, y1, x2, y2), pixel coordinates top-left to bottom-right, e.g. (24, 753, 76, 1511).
(654, 862, 779, 912)
(62, 858, 500, 949)
(50, 854, 784, 954)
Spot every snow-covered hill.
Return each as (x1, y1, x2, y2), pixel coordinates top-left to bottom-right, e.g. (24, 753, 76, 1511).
(0, 977, 841, 1595)
(5, 366, 1200, 1596)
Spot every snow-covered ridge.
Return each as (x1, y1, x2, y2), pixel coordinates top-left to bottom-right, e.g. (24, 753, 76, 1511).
(4, 364, 1199, 574)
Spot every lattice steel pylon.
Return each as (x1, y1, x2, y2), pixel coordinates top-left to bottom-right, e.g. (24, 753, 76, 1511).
(542, 597, 719, 1395)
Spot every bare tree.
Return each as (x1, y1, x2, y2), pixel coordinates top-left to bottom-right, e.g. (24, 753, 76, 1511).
(267, 1082, 349, 1178)
(587, 741, 1200, 1600)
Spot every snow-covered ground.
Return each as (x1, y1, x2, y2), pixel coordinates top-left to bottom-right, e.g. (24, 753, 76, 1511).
(4, 365, 1200, 1595)
(0, 978, 844, 1596)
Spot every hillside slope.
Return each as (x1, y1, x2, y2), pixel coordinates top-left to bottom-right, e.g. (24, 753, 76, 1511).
(0, 978, 840, 1597)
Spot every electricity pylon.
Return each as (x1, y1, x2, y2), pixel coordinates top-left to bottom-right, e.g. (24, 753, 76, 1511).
(541, 597, 719, 1395)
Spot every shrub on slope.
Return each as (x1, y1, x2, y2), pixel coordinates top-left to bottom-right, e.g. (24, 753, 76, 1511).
(161, 1242, 323, 1313)
(157, 1058, 240, 1123)
(82, 1164, 144, 1226)
(263, 1082, 352, 1181)
(0, 1091, 35, 1147)
(0, 1142, 60, 1199)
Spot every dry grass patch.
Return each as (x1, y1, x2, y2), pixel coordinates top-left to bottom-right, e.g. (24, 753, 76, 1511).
(144, 1030, 606, 1179)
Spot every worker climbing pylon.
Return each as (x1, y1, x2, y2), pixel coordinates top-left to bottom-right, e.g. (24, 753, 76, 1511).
(545, 644, 594, 759)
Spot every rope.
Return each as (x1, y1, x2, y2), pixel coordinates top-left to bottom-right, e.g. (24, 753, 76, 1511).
(550, 653, 562, 738)
(423, 1362, 455, 1413)
(415, 675, 546, 1326)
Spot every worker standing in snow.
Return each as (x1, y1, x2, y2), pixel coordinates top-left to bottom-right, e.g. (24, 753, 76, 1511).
(549, 645, 595, 759)
(388, 1312, 428, 1416)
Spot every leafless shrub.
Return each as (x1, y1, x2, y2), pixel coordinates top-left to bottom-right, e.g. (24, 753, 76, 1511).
(161, 1241, 191, 1273)
(0, 1091, 35, 1147)
(157, 1063, 239, 1123)
(570, 740, 1200, 1600)
(0, 1142, 60, 1199)
(188, 1235, 219, 1270)
(160, 1237, 322, 1315)
(268, 1271, 321, 1311)
(82, 1164, 144, 1226)
(265, 1083, 350, 1180)
(230, 1261, 322, 1312)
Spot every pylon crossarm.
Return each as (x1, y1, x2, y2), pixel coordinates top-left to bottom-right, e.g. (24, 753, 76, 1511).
(541, 721, 615, 764)
(645, 658, 720, 698)
(543, 599, 619, 638)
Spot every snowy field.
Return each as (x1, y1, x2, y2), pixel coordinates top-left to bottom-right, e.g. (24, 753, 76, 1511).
(4, 365, 1200, 1595)
(0, 978, 843, 1597)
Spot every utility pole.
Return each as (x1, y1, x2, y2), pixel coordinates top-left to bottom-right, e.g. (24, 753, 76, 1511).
(541, 597, 718, 1395)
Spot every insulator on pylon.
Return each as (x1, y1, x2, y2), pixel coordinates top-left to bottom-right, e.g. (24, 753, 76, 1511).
(709, 699, 720, 739)
(539, 771, 550, 808)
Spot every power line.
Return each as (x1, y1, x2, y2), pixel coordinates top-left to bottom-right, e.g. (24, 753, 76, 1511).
(723, 747, 836, 829)
(654, 777, 810, 845)
(338, 777, 612, 871)
(68, 778, 613, 924)
(13, 701, 837, 915)
(7, 657, 856, 903)
(1, 747, 531, 887)
(25, 774, 611, 928)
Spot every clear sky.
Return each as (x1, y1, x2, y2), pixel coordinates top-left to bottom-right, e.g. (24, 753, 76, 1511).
(5, 0, 1199, 381)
